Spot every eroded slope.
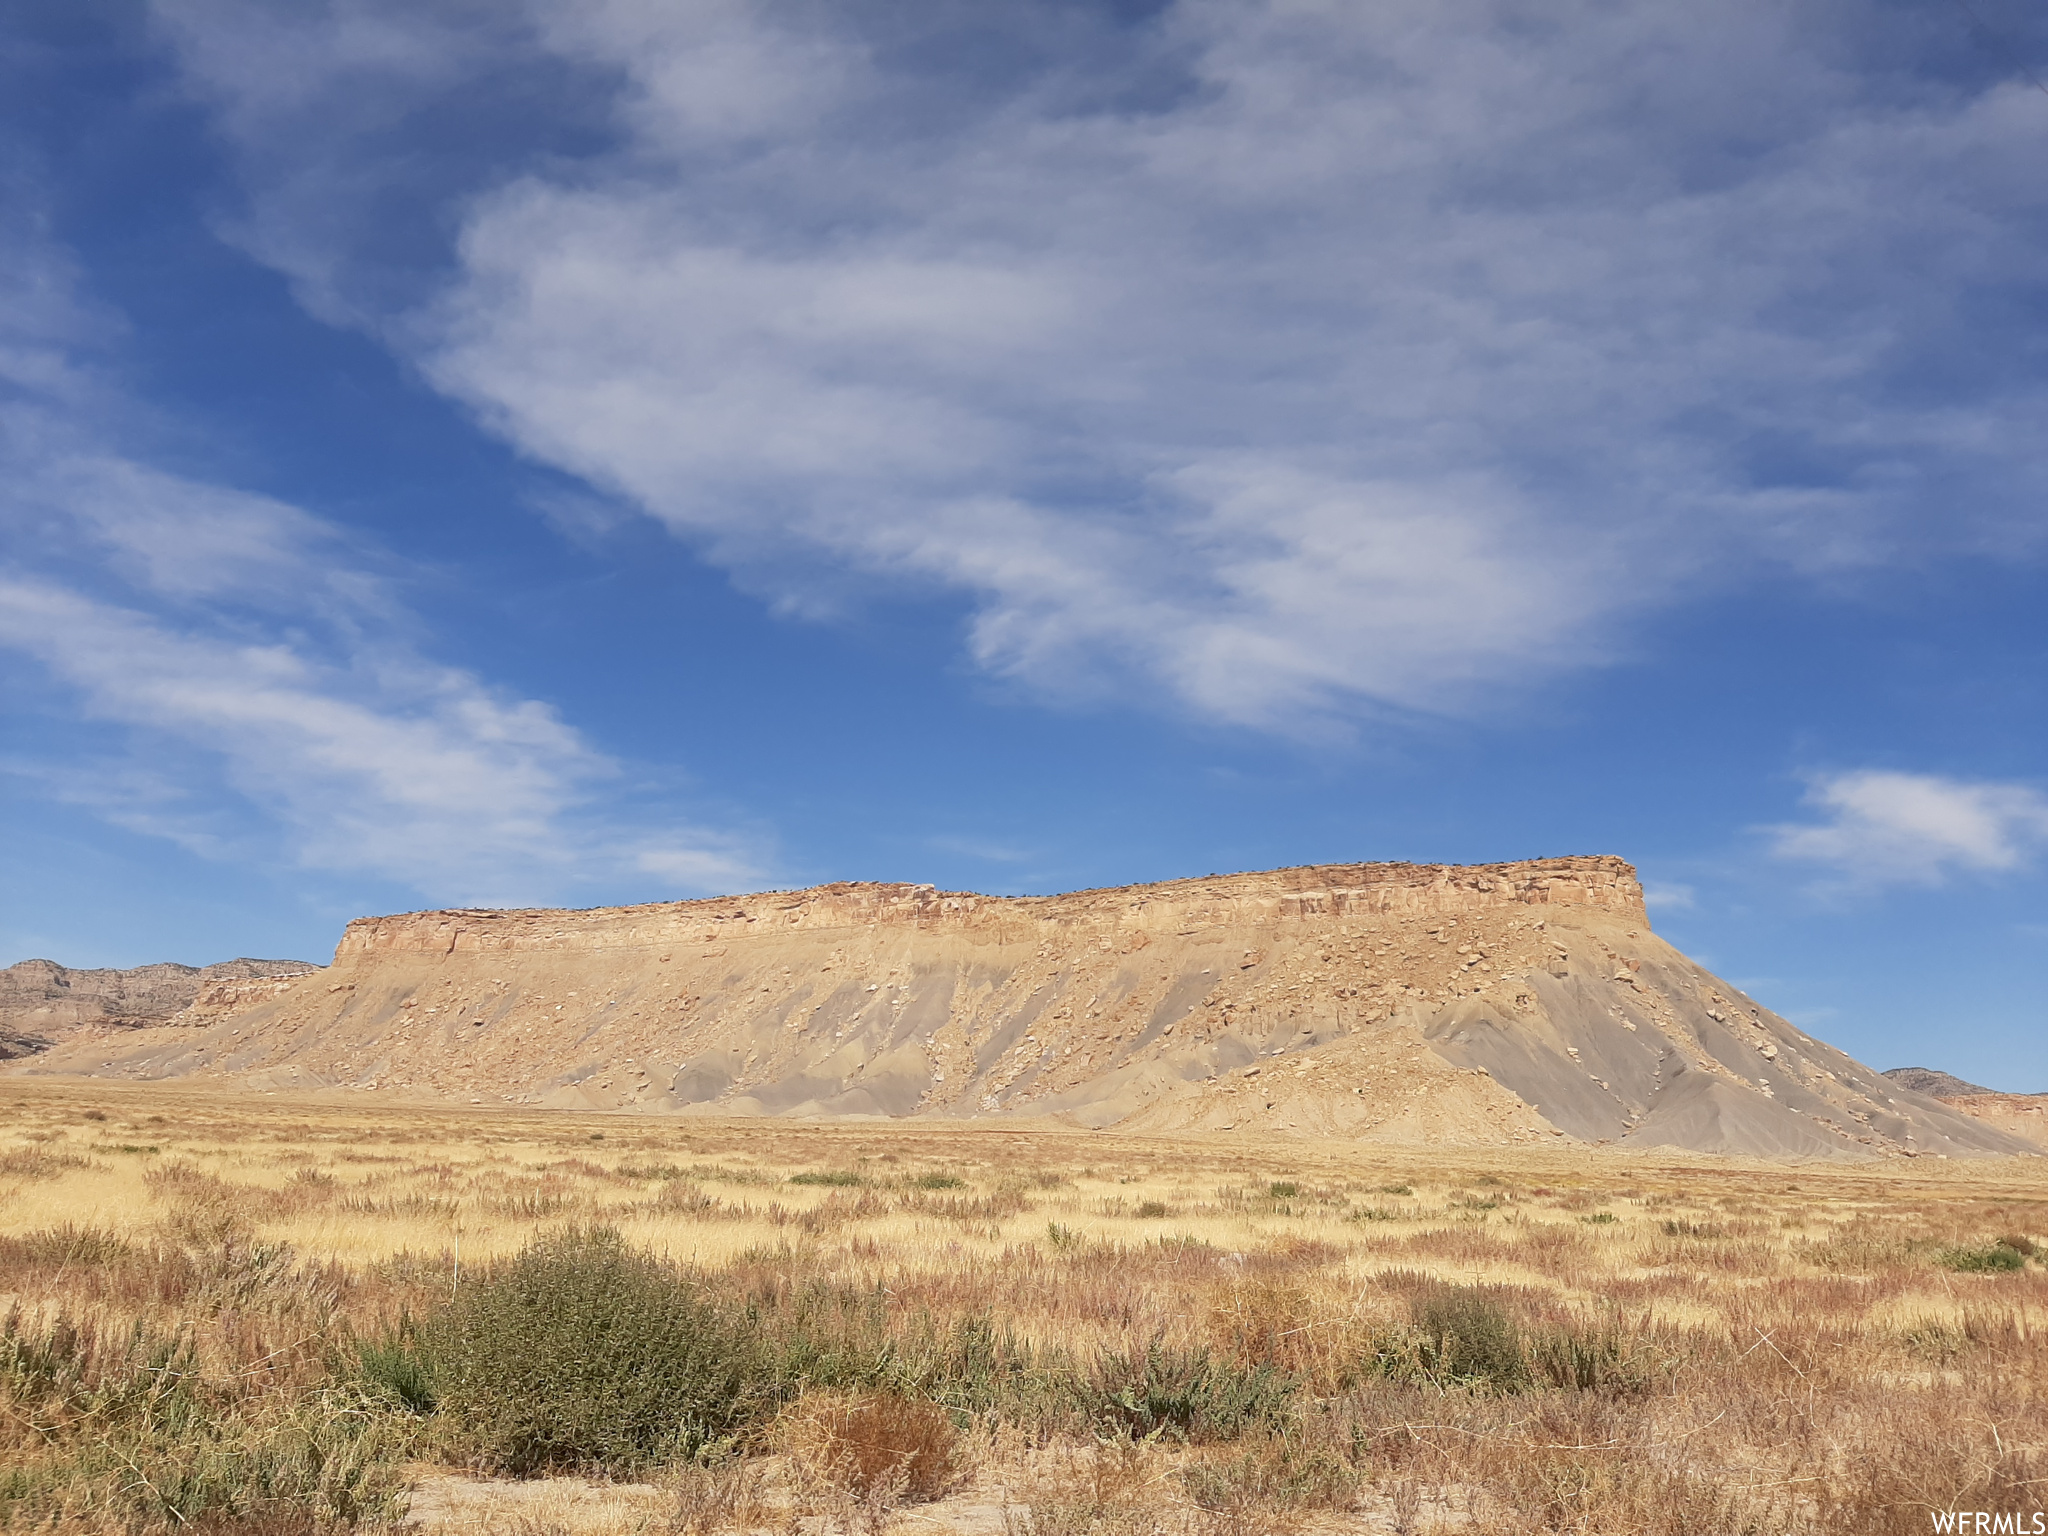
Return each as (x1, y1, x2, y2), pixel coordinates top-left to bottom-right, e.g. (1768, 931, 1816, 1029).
(1881, 1067, 2048, 1150)
(6, 858, 2025, 1157)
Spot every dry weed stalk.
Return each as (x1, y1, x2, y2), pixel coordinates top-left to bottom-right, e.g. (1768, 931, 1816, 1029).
(1, 1080, 2045, 1535)
(662, 1457, 775, 1536)
(783, 1391, 964, 1510)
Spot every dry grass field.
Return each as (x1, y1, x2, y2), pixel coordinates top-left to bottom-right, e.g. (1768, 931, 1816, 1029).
(2, 1079, 2045, 1535)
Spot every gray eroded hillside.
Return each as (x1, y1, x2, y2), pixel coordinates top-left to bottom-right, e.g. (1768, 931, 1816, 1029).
(7, 859, 2027, 1158)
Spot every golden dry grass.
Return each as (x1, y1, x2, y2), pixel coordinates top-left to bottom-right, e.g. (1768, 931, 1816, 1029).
(2, 1078, 2046, 1535)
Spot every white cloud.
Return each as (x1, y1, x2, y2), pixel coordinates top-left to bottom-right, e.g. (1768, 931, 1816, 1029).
(1781, 1006, 1841, 1029)
(153, 0, 2048, 731)
(926, 835, 1036, 866)
(0, 219, 762, 906)
(1769, 771, 2048, 889)
(2, 578, 563, 885)
(0, 563, 760, 905)
(1643, 882, 1696, 911)
(15, 449, 393, 620)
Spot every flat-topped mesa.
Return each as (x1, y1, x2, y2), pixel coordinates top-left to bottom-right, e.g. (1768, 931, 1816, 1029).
(25, 851, 2025, 1159)
(333, 855, 1645, 958)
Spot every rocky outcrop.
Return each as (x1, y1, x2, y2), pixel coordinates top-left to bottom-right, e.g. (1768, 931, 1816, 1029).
(0, 956, 321, 1053)
(5, 857, 2030, 1158)
(329, 855, 1648, 959)
(1882, 1067, 2047, 1150)
(1883, 1066, 1997, 1098)
(175, 974, 312, 1022)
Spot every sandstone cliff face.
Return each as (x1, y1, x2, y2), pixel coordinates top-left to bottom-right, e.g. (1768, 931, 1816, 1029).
(0, 957, 319, 1056)
(6, 858, 2027, 1158)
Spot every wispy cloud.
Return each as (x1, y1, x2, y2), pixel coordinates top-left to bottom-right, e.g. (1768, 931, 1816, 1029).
(156, 0, 2048, 733)
(1768, 770, 2048, 890)
(0, 218, 762, 906)
(1643, 882, 1696, 911)
(1781, 1006, 1841, 1030)
(926, 835, 1037, 867)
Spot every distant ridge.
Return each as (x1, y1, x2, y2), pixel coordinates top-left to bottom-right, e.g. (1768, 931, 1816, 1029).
(1882, 1066, 2048, 1150)
(0, 956, 320, 1056)
(1884, 1066, 1997, 1098)
(6, 857, 2033, 1159)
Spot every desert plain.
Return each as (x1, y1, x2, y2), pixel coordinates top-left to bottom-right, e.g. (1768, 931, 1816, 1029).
(3, 1077, 2044, 1536)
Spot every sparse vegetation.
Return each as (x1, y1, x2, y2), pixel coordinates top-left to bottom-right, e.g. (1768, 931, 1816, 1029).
(1937, 1238, 2029, 1273)
(1086, 1337, 1295, 1441)
(0, 1080, 2043, 1534)
(783, 1390, 962, 1505)
(1406, 1282, 1529, 1391)
(429, 1226, 761, 1474)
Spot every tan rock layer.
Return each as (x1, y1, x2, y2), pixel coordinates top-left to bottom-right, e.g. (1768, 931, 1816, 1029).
(332, 855, 1647, 957)
(4, 857, 2031, 1160)
(0, 956, 319, 1052)
(1927, 1093, 2048, 1150)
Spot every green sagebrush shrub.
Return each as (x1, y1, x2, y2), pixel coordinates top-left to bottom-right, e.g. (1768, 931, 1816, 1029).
(350, 1314, 438, 1415)
(1410, 1284, 1529, 1392)
(1937, 1240, 2027, 1273)
(431, 1226, 762, 1475)
(1373, 1284, 1659, 1395)
(1086, 1336, 1296, 1441)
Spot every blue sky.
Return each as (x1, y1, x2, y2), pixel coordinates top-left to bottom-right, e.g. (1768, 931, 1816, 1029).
(3, 0, 2045, 1088)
